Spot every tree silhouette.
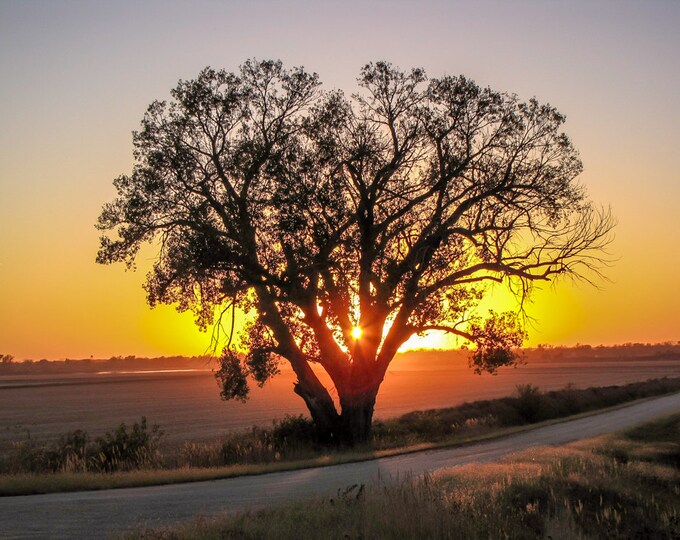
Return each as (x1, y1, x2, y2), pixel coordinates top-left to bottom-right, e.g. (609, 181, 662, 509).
(97, 60, 613, 444)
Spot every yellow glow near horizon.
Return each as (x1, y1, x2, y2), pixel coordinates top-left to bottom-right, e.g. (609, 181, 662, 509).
(351, 327, 363, 340)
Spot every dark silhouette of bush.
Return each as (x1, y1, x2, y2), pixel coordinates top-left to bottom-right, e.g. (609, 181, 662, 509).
(44, 430, 90, 472)
(216, 415, 319, 465)
(217, 428, 275, 465)
(271, 415, 318, 448)
(513, 384, 546, 423)
(91, 417, 162, 472)
(3, 432, 50, 474)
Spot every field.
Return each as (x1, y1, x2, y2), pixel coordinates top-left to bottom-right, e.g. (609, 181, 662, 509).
(2, 350, 680, 448)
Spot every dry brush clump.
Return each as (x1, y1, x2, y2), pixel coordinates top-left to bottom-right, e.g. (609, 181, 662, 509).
(0, 417, 163, 474)
(166, 415, 321, 469)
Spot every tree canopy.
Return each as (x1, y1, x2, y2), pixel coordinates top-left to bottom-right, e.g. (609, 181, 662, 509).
(97, 60, 613, 444)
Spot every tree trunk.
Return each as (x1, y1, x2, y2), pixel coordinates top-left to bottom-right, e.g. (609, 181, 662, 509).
(297, 384, 378, 446)
(338, 392, 377, 446)
(294, 381, 341, 444)
(294, 354, 383, 446)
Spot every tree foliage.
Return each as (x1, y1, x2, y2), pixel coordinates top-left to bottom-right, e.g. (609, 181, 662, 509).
(97, 59, 613, 443)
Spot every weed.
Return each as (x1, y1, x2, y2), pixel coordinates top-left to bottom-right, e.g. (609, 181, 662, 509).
(0, 417, 162, 474)
(91, 417, 163, 472)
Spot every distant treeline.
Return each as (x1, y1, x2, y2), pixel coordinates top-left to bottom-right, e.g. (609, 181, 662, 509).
(395, 342, 680, 369)
(1, 342, 679, 376)
(0, 355, 216, 376)
(522, 342, 680, 362)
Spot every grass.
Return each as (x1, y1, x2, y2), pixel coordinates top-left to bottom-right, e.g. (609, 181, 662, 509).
(125, 412, 680, 540)
(1, 377, 679, 497)
(0, 423, 551, 496)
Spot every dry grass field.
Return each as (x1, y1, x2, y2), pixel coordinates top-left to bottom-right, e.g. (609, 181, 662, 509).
(2, 350, 679, 449)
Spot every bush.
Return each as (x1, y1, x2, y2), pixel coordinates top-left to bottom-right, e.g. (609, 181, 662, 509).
(218, 428, 275, 465)
(45, 429, 90, 472)
(513, 384, 546, 423)
(91, 417, 163, 472)
(170, 415, 320, 469)
(271, 415, 317, 448)
(0, 417, 162, 474)
(1, 433, 51, 474)
(217, 415, 318, 466)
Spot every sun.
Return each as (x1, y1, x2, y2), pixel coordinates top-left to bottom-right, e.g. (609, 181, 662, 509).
(351, 326, 363, 340)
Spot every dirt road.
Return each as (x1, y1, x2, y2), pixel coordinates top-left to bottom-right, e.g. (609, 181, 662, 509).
(2, 392, 679, 539)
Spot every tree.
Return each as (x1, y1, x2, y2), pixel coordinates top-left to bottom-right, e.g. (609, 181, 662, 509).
(97, 60, 614, 445)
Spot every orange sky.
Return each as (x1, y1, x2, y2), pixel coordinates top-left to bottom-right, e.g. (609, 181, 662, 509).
(1, 1, 679, 360)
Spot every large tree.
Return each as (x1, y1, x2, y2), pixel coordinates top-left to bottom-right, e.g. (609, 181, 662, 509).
(97, 60, 613, 444)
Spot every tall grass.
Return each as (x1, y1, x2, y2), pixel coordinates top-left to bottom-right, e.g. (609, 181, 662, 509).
(128, 413, 680, 540)
(1, 417, 163, 474)
(2, 377, 679, 477)
(372, 376, 680, 447)
(165, 415, 320, 469)
(0, 415, 319, 475)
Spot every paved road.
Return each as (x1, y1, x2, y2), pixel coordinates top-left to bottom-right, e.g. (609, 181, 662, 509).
(2, 392, 679, 539)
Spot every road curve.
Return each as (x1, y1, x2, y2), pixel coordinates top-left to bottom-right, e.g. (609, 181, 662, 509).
(2, 392, 679, 539)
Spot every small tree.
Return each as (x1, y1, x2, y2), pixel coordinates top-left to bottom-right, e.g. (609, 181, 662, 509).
(1, 354, 14, 364)
(97, 60, 613, 445)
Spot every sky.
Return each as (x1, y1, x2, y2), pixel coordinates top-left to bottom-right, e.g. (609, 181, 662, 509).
(1, 0, 679, 360)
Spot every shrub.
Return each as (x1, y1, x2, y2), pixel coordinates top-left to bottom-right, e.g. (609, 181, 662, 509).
(218, 428, 275, 465)
(0, 418, 162, 474)
(513, 384, 545, 423)
(45, 429, 90, 472)
(91, 417, 163, 472)
(1, 434, 50, 474)
(271, 415, 317, 449)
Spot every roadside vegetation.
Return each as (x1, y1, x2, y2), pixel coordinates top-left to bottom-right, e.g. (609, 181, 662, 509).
(1, 377, 679, 496)
(127, 413, 680, 540)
